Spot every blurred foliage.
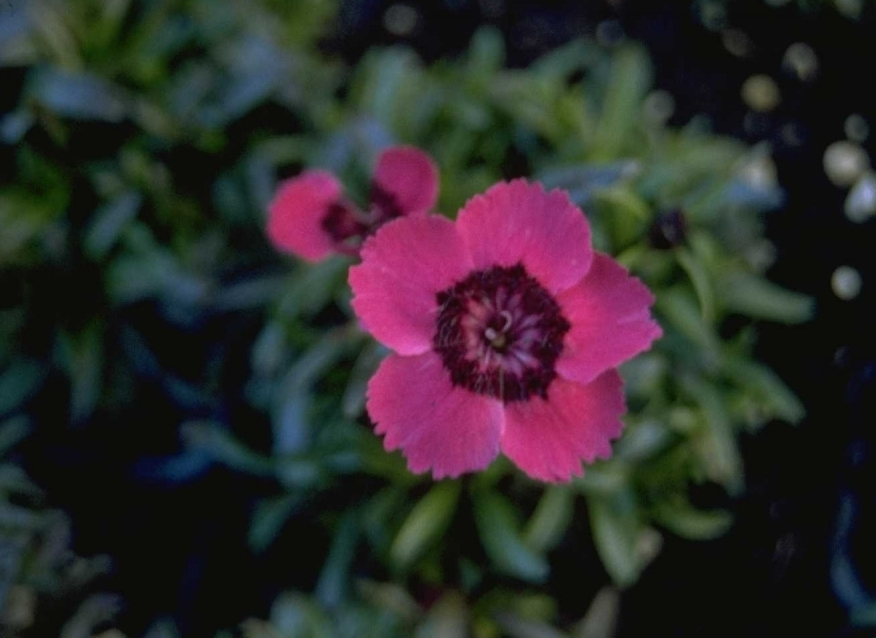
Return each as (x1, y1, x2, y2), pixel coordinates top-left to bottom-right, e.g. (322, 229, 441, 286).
(0, 419, 117, 636)
(0, 0, 815, 634)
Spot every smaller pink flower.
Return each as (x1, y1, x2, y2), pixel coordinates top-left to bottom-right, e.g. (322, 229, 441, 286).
(267, 146, 438, 261)
(349, 180, 662, 482)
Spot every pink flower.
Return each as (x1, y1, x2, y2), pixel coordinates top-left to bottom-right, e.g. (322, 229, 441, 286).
(267, 146, 438, 261)
(349, 180, 662, 482)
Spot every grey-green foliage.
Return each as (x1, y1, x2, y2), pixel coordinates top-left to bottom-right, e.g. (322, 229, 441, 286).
(0, 0, 813, 635)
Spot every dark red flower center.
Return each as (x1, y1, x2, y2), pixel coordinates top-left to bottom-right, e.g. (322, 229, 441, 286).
(321, 184, 404, 250)
(322, 202, 369, 246)
(433, 263, 570, 403)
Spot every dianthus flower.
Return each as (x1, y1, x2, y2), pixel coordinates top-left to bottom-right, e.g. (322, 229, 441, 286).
(267, 146, 438, 261)
(349, 180, 662, 482)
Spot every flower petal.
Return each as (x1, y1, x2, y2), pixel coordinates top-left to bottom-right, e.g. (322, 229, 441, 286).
(349, 215, 474, 355)
(456, 180, 593, 294)
(501, 372, 626, 483)
(372, 146, 439, 216)
(267, 170, 343, 262)
(555, 253, 662, 385)
(367, 351, 505, 479)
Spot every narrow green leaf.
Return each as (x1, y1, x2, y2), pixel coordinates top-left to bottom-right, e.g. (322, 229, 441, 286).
(614, 420, 673, 461)
(390, 481, 460, 570)
(56, 323, 104, 425)
(181, 421, 273, 476)
(0, 417, 30, 458)
(272, 389, 311, 456)
(315, 510, 360, 607)
(277, 258, 350, 320)
(29, 68, 129, 122)
(535, 161, 639, 207)
(717, 272, 814, 324)
(342, 340, 386, 418)
(415, 591, 470, 638)
(467, 27, 505, 80)
(617, 353, 667, 401)
(0, 6, 38, 66)
(675, 247, 716, 324)
(722, 357, 806, 424)
(473, 489, 549, 583)
(592, 46, 651, 160)
(355, 47, 420, 125)
(0, 110, 34, 144)
(0, 359, 44, 417)
(274, 455, 326, 489)
(573, 463, 629, 495)
(652, 500, 733, 540)
(494, 612, 570, 638)
(248, 493, 303, 554)
(0, 462, 41, 496)
(587, 488, 644, 588)
(655, 287, 721, 357)
(523, 486, 575, 553)
(83, 191, 142, 260)
(0, 529, 26, 609)
(683, 376, 744, 493)
(572, 586, 620, 638)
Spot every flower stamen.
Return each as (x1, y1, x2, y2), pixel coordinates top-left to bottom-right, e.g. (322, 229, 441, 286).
(433, 263, 570, 403)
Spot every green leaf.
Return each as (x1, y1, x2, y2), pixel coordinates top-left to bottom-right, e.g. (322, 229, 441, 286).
(0, 417, 30, 458)
(614, 420, 673, 461)
(851, 601, 876, 629)
(342, 341, 386, 419)
(675, 247, 716, 324)
(248, 493, 303, 554)
(415, 591, 470, 638)
(29, 67, 129, 122)
(315, 510, 360, 607)
(652, 499, 733, 540)
(267, 592, 329, 636)
(466, 27, 505, 81)
(473, 489, 549, 583)
(723, 356, 805, 424)
(0, 6, 38, 66)
(683, 376, 744, 493)
(589, 186, 651, 251)
(573, 463, 629, 495)
(655, 287, 721, 358)
(0, 527, 26, 609)
(390, 481, 460, 570)
(494, 612, 570, 638)
(717, 272, 814, 324)
(272, 389, 312, 456)
(205, 38, 290, 127)
(273, 454, 328, 489)
(531, 37, 601, 81)
(56, 323, 104, 425)
(587, 487, 648, 588)
(353, 47, 421, 127)
(0, 462, 41, 497)
(83, 191, 142, 260)
(572, 586, 620, 638)
(181, 421, 273, 476)
(0, 358, 45, 417)
(535, 161, 639, 207)
(592, 46, 651, 160)
(523, 486, 575, 553)
(0, 110, 34, 144)
(617, 353, 667, 401)
(277, 258, 350, 320)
